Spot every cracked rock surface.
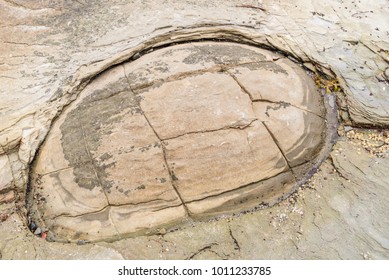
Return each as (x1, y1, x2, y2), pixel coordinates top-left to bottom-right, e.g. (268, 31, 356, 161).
(0, 0, 388, 259)
(28, 43, 329, 242)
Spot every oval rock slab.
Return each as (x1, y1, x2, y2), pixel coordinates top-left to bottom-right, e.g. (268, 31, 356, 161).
(29, 42, 328, 242)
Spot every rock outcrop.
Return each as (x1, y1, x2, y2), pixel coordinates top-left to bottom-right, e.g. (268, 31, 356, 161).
(0, 0, 388, 259)
(28, 43, 331, 242)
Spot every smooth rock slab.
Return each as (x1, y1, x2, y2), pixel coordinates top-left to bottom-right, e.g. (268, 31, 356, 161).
(29, 42, 329, 242)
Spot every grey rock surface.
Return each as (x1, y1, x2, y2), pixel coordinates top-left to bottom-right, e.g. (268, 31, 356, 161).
(0, 0, 388, 259)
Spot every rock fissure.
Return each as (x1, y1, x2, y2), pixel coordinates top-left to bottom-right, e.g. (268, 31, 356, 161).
(122, 65, 190, 217)
(184, 168, 294, 205)
(37, 166, 76, 177)
(229, 227, 241, 251)
(228, 71, 257, 101)
(80, 122, 110, 205)
(186, 243, 218, 260)
(128, 60, 282, 94)
(51, 198, 182, 220)
(261, 121, 294, 175)
(159, 142, 190, 215)
(161, 119, 258, 142)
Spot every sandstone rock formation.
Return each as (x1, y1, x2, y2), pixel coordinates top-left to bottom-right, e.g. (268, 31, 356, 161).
(28, 43, 331, 242)
(0, 0, 388, 259)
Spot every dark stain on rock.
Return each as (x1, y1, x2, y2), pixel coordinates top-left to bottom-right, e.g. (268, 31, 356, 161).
(99, 152, 112, 162)
(265, 101, 291, 117)
(60, 87, 140, 191)
(241, 61, 288, 74)
(81, 207, 111, 222)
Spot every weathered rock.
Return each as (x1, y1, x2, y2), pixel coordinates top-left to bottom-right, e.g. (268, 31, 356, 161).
(98, 137, 389, 260)
(253, 102, 325, 167)
(1, 0, 388, 260)
(0, 156, 13, 193)
(27, 43, 330, 242)
(34, 228, 42, 235)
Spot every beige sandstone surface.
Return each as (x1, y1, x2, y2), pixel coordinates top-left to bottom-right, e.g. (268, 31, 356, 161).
(28, 43, 329, 242)
(0, 0, 388, 259)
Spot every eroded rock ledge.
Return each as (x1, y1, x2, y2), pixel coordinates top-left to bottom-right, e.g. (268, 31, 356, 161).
(28, 42, 335, 242)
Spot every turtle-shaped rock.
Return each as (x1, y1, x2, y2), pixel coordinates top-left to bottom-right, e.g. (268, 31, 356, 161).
(29, 42, 329, 242)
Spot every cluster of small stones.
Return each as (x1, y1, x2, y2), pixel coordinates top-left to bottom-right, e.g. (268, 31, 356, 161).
(345, 128, 389, 158)
(28, 42, 328, 242)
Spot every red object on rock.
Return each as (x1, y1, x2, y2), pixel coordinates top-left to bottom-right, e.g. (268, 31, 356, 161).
(41, 232, 47, 239)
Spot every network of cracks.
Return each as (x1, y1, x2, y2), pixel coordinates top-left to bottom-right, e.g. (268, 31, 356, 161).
(27, 41, 336, 243)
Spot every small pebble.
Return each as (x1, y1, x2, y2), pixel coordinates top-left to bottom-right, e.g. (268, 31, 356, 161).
(29, 221, 37, 231)
(344, 126, 353, 132)
(34, 227, 42, 235)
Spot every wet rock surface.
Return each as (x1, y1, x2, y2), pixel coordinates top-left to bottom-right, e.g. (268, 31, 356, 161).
(0, 0, 388, 259)
(28, 43, 329, 242)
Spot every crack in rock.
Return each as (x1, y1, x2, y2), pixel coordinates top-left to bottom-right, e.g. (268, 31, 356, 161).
(186, 243, 218, 260)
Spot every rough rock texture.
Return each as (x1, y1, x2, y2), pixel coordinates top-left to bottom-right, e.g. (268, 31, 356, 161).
(1, 134, 388, 259)
(0, 0, 388, 259)
(28, 43, 329, 242)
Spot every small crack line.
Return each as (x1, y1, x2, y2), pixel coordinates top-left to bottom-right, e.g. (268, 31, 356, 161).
(158, 141, 191, 216)
(141, 119, 191, 216)
(108, 208, 120, 235)
(80, 122, 110, 205)
(186, 168, 293, 204)
(0, 188, 15, 196)
(0, 75, 18, 80)
(129, 66, 214, 93)
(252, 99, 325, 119)
(161, 118, 258, 141)
(37, 166, 76, 177)
(151, 203, 185, 213)
(0, 112, 35, 134)
(227, 70, 257, 101)
(127, 43, 278, 92)
(261, 121, 295, 178)
(36, 156, 106, 177)
(235, 4, 266, 12)
(2, 41, 49, 47)
(122, 65, 190, 216)
(52, 199, 182, 220)
(328, 155, 352, 182)
(186, 243, 218, 260)
(229, 226, 241, 251)
(85, 89, 130, 104)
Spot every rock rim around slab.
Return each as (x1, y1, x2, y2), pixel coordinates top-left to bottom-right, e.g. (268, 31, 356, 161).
(28, 42, 336, 242)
